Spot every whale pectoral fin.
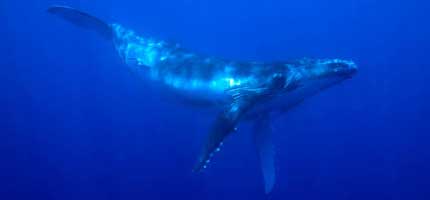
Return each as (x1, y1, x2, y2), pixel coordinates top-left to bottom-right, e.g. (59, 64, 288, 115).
(193, 89, 257, 172)
(254, 115, 276, 194)
(193, 79, 281, 172)
(193, 110, 237, 172)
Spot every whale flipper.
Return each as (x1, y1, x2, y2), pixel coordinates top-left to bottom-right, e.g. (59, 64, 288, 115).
(193, 105, 245, 172)
(47, 5, 112, 40)
(194, 75, 286, 172)
(254, 115, 276, 194)
(193, 87, 259, 172)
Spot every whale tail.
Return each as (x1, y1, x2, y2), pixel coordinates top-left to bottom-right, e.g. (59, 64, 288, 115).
(47, 5, 113, 40)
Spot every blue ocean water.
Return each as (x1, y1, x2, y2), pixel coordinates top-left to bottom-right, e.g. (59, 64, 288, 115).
(1, 0, 429, 199)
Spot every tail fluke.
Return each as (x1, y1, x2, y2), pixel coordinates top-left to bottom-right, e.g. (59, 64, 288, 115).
(47, 5, 113, 40)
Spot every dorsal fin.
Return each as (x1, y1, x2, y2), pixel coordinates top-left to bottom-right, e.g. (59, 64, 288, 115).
(47, 5, 113, 40)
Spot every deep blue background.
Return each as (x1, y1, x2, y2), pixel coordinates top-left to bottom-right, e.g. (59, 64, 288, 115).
(1, 0, 429, 199)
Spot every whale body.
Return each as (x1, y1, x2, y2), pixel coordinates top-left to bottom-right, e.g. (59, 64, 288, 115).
(48, 5, 357, 193)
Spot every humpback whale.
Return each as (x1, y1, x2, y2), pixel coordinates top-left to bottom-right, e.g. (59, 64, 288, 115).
(48, 5, 357, 194)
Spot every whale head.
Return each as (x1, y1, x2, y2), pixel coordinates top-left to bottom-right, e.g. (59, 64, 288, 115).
(306, 58, 357, 80)
(287, 58, 357, 89)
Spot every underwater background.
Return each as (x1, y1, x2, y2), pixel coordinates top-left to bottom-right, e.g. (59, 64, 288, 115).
(1, 0, 429, 199)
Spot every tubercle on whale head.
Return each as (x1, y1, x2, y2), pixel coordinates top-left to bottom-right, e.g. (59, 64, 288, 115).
(311, 58, 358, 79)
(287, 58, 358, 82)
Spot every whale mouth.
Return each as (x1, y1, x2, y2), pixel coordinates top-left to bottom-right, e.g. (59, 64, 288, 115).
(331, 60, 358, 79)
(344, 64, 358, 79)
(336, 66, 357, 79)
